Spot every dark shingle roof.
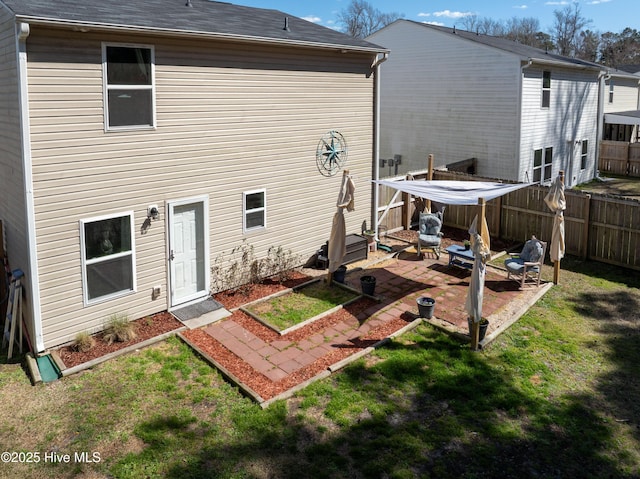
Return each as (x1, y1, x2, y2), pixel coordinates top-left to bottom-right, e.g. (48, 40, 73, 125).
(1, 0, 385, 52)
(403, 20, 603, 71)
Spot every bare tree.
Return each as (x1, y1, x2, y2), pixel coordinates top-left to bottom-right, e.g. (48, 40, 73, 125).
(459, 15, 504, 36)
(550, 3, 591, 56)
(505, 17, 543, 47)
(338, 0, 403, 38)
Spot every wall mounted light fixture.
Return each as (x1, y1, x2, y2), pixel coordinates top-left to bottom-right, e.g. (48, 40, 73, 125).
(147, 205, 159, 220)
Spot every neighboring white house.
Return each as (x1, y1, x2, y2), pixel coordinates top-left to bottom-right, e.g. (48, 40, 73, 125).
(367, 20, 615, 187)
(603, 69, 640, 142)
(0, 0, 386, 352)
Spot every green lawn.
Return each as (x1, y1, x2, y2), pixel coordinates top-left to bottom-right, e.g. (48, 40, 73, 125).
(1, 256, 639, 478)
(244, 281, 358, 331)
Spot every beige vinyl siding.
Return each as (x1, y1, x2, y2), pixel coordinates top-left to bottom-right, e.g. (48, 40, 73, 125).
(367, 20, 521, 180)
(520, 66, 600, 186)
(604, 76, 640, 113)
(0, 8, 30, 276)
(27, 28, 375, 348)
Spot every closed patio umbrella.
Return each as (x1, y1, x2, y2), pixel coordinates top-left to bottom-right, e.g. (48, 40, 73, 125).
(328, 171, 355, 279)
(464, 214, 491, 332)
(544, 172, 566, 284)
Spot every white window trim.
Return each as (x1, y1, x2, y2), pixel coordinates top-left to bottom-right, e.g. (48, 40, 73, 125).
(608, 81, 614, 104)
(102, 42, 156, 132)
(533, 147, 553, 185)
(243, 189, 267, 233)
(541, 70, 551, 109)
(580, 139, 588, 170)
(80, 211, 137, 306)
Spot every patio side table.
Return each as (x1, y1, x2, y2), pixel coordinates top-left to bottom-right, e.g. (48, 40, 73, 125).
(446, 244, 475, 270)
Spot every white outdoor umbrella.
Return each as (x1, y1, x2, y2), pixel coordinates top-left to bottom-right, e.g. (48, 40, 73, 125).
(328, 171, 355, 275)
(464, 215, 491, 326)
(544, 172, 566, 283)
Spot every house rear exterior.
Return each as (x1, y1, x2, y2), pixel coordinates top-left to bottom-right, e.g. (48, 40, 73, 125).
(603, 70, 640, 142)
(0, 0, 386, 352)
(367, 20, 609, 187)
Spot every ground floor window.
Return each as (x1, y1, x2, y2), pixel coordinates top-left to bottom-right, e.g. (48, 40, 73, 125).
(533, 147, 553, 184)
(81, 212, 135, 304)
(243, 189, 266, 232)
(580, 140, 588, 170)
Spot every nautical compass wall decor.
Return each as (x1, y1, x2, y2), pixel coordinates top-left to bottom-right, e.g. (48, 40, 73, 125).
(316, 130, 348, 176)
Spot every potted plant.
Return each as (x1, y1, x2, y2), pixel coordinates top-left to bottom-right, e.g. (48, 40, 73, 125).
(360, 275, 376, 296)
(463, 240, 471, 250)
(363, 229, 376, 244)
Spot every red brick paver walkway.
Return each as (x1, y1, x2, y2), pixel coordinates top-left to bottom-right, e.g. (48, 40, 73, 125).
(181, 250, 544, 405)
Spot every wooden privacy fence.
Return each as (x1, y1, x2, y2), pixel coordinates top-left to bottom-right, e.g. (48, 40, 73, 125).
(599, 140, 640, 177)
(377, 170, 640, 271)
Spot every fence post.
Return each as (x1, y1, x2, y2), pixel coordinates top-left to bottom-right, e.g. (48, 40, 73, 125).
(582, 194, 591, 259)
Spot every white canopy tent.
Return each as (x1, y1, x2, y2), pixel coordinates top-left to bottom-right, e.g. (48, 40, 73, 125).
(373, 178, 530, 349)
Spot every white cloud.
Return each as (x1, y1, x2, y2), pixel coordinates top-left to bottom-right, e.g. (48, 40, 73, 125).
(587, 0, 613, 4)
(417, 12, 431, 18)
(422, 21, 445, 26)
(513, 5, 528, 9)
(432, 10, 475, 19)
(302, 16, 322, 23)
(544, 1, 569, 5)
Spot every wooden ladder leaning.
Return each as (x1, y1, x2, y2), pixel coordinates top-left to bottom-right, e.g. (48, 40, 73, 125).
(2, 269, 24, 360)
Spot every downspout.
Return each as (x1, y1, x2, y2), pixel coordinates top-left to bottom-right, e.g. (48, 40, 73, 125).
(16, 22, 44, 352)
(371, 52, 388, 239)
(595, 70, 610, 178)
(518, 58, 533, 183)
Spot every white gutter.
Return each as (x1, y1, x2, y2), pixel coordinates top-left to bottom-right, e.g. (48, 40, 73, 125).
(15, 22, 44, 352)
(595, 69, 609, 177)
(371, 52, 389, 239)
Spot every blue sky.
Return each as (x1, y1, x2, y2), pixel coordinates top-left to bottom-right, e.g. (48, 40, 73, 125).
(229, 0, 636, 34)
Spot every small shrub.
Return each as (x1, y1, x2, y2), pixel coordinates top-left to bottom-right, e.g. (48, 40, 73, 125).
(72, 331, 95, 352)
(103, 313, 137, 345)
(210, 241, 301, 294)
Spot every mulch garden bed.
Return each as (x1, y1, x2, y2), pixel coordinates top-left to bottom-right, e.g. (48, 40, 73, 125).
(57, 312, 184, 368)
(56, 271, 315, 370)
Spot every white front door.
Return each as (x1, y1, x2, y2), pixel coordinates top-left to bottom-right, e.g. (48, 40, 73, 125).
(168, 198, 209, 307)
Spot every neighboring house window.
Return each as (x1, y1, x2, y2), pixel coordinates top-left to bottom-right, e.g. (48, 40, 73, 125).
(608, 81, 614, 103)
(103, 44, 155, 130)
(580, 140, 588, 170)
(81, 213, 136, 304)
(541, 70, 551, 108)
(243, 190, 266, 232)
(533, 147, 553, 184)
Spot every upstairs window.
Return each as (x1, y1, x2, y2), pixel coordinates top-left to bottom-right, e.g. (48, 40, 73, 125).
(533, 147, 553, 184)
(581, 140, 588, 170)
(103, 44, 155, 130)
(243, 189, 266, 233)
(608, 81, 614, 103)
(541, 71, 551, 108)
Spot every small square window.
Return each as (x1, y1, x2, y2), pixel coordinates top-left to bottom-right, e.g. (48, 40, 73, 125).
(243, 190, 266, 232)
